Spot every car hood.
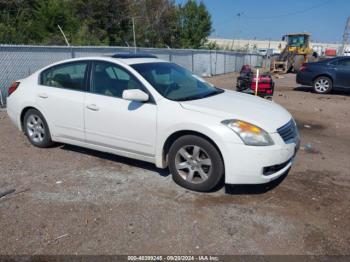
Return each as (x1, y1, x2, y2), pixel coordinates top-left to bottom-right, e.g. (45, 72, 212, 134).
(180, 90, 292, 133)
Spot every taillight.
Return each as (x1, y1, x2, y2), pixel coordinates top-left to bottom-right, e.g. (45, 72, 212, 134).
(8, 82, 20, 96)
(300, 63, 307, 72)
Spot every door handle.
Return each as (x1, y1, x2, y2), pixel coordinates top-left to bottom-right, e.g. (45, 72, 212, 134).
(38, 93, 48, 99)
(86, 104, 100, 111)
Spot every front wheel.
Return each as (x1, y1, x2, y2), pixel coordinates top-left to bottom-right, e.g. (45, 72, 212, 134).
(313, 76, 332, 94)
(168, 135, 224, 192)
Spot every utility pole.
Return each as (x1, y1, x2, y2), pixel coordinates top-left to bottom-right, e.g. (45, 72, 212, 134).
(340, 17, 350, 56)
(236, 12, 242, 49)
(132, 17, 137, 53)
(230, 12, 243, 51)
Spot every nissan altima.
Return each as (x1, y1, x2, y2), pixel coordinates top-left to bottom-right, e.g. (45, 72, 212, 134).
(6, 54, 300, 192)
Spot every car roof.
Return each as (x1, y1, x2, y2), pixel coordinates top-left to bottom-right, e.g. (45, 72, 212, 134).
(323, 56, 349, 62)
(118, 57, 167, 65)
(39, 55, 167, 71)
(108, 53, 167, 65)
(110, 53, 157, 59)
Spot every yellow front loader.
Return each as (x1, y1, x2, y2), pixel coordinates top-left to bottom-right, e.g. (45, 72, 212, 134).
(271, 33, 317, 73)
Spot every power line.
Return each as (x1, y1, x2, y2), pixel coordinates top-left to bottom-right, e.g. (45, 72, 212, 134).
(215, 0, 331, 27)
(243, 0, 332, 20)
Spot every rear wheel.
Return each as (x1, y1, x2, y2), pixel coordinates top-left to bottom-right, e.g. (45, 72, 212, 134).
(313, 76, 332, 94)
(168, 135, 224, 192)
(23, 109, 54, 148)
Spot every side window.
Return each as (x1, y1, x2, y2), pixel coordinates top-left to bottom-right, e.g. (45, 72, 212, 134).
(91, 61, 144, 98)
(41, 62, 87, 91)
(114, 67, 131, 81)
(337, 59, 350, 67)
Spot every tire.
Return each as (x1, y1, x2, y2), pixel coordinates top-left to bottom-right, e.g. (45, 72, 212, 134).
(168, 135, 224, 192)
(293, 55, 305, 72)
(269, 55, 279, 71)
(23, 109, 54, 148)
(313, 76, 333, 94)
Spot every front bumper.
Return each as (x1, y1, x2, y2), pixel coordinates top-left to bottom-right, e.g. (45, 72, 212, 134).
(223, 133, 299, 185)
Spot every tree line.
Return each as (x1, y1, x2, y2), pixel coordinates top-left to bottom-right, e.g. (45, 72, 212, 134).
(0, 0, 215, 49)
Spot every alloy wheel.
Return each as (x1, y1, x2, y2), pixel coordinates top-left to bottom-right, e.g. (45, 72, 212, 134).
(175, 145, 212, 184)
(26, 114, 46, 143)
(314, 78, 330, 93)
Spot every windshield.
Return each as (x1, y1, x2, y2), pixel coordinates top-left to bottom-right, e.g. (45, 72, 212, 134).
(288, 35, 307, 47)
(131, 62, 223, 101)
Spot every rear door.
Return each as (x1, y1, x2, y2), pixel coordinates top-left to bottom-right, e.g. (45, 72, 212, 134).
(36, 61, 89, 141)
(334, 58, 350, 88)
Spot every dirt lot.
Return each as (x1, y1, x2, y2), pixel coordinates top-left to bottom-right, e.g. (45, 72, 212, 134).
(0, 73, 350, 255)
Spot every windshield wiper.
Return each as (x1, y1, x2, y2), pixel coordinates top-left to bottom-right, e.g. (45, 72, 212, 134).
(200, 89, 224, 99)
(176, 89, 224, 101)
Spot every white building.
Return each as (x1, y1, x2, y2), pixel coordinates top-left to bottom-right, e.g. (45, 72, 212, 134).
(208, 38, 345, 56)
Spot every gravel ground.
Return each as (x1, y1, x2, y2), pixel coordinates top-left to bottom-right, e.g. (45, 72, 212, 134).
(0, 73, 349, 255)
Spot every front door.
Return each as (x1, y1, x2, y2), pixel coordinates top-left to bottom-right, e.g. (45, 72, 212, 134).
(84, 61, 157, 157)
(335, 58, 350, 88)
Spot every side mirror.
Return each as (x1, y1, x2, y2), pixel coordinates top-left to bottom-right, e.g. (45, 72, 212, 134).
(282, 36, 285, 41)
(122, 89, 149, 102)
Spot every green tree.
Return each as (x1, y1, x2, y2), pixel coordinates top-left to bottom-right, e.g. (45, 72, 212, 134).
(0, 0, 213, 49)
(203, 40, 220, 50)
(71, 23, 105, 46)
(179, 0, 212, 49)
(0, 0, 38, 44)
(73, 0, 131, 46)
(130, 0, 181, 48)
(30, 0, 79, 45)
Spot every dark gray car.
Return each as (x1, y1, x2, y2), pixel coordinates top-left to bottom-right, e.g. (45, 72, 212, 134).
(296, 57, 350, 94)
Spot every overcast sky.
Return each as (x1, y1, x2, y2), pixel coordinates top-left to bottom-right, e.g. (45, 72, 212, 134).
(176, 0, 350, 43)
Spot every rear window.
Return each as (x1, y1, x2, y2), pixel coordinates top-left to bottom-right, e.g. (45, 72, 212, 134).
(40, 62, 88, 91)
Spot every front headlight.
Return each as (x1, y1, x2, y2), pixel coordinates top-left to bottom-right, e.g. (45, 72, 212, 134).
(222, 120, 274, 146)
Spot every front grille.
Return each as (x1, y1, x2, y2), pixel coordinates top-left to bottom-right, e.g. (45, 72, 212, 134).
(277, 119, 299, 144)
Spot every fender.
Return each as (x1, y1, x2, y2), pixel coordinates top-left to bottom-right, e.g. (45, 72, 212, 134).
(155, 121, 242, 168)
(19, 103, 52, 133)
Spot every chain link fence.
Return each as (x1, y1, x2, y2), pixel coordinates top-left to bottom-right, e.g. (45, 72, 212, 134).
(0, 45, 263, 107)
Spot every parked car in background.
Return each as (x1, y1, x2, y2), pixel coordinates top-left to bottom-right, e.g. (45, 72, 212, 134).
(7, 54, 299, 192)
(257, 48, 278, 58)
(257, 49, 268, 57)
(296, 57, 350, 94)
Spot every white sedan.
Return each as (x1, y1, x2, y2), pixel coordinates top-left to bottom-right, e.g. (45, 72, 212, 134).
(6, 54, 300, 192)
